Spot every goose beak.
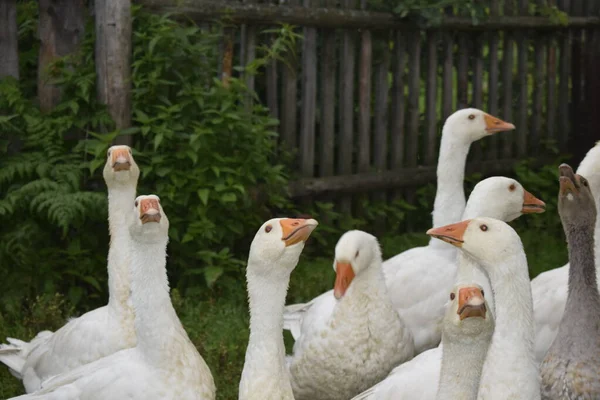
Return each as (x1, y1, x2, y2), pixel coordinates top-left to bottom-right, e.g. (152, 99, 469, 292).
(559, 164, 578, 195)
(483, 113, 515, 133)
(112, 147, 132, 171)
(139, 198, 161, 224)
(280, 218, 318, 247)
(426, 220, 471, 248)
(522, 190, 546, 214)
(333, 261, 355, 299)
(457, 287, 486, 320)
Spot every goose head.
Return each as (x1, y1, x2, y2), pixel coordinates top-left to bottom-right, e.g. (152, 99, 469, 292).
(444, 284, 493, 339)
(426, 217, 522, 268)
(465, 177, 546, 222)
(332, 230, 382, 299)
(576, 141, 600, 202)
(129, 194, 170, 243)
(558, 163, 597, 233)
(444, 108, 515, 143)
(103, 145, 140, 187)
(248, 218, 318, 276)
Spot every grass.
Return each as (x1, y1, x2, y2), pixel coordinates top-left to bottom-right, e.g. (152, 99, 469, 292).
(0, 228, 567, 400)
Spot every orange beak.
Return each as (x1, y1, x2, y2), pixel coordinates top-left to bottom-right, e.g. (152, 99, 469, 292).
(111, 147, 132, 171)
(483, 113, 515, 133)
(280, 218, 318, 247)
(426, 220, 471, 248)
(522, 190, 546, 214)
(559, 164, 578, 196)
(333, 262, 355, 299)
(139, 198, 161, 224)
(457, 287, 486, 320)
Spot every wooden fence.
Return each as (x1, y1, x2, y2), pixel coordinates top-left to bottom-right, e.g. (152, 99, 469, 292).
(2, 0, 600, 215)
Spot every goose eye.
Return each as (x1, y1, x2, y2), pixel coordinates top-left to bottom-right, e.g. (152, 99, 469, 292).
(134, 200, 139, 207)
(265, 225, 272, 233)
(468, 114, 475, 120)
(128, 148, 132, 154)
(450, 292, 455, 300)
(481, 289, 485, 297)
(582, 179, 588, 187)
(509, 184, 516, 192)
(355, 251, 360, 258)
(107, 150, 112, 157)
(480, 224, 488, 232)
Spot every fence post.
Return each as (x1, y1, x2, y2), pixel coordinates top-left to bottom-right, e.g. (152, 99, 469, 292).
(0, 0, 19, 80)
(95, 0, 133, 146)
(38, 0, 86, 112)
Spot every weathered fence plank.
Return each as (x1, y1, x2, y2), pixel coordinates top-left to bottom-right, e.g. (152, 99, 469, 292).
(374, 39, 390, 171)
(441, 31, 453, 120)
(516, 0, 529, 157)
(487, 0, 500, 160)
(358, 9, 372, 173)
(279, 0, 299, 150)
(471, 33, 484, 160)
(425, 32, 438, 165)
(558, 0, 571, 150)
(96, 0, 132, 145)
(502, 0, 514, 158)
(532, 31, 545, 153)
(300, 0, 317, 177)
(406, 31, 421, 168)
(0, 0, 19, 79)
(390, 34, 406, 170)
(39, 0, 86, 112)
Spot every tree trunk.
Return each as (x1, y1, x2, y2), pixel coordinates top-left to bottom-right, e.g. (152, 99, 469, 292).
(95, 0, 132, 146)
(38, 0, 86, 112)
(0, 0, 19, 79)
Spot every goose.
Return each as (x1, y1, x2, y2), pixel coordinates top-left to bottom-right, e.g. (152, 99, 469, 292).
(532, 141, 600, 363)
(10, 195, 216, 400)
(0, 146, 139, 392)
(540, 164, 600, 399)
(239, 217, 318, 400)
(284, 109, 516, 353)
(428, 217, 540, 399)
(287, 231, 414, 400)
(436, 284, 494, 399)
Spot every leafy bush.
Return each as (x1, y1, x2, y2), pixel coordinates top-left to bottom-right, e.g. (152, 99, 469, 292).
(0, 4, 296, 308)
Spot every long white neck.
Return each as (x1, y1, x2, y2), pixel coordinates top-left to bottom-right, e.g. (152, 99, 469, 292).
(130, 236, 190, 366)
(343, 261, 386, 301)
(106, 183, 136, 314)
(437, 327, 491, 400)
(429, 130, 471, 249)
(478, 250, 539, 396)
(240, 267, 294, 399)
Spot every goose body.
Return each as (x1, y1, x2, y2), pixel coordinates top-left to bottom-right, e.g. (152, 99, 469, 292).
(287, 231, 414, 400)
(284, 109, 516, 354)
(239, 218, 318, 400)
(540, 165, 600, 399)
(428, 217, 540, 400)
(10, 196, 215, 400)
(0, 146, 139, 392)
(532, 142, 600, 363)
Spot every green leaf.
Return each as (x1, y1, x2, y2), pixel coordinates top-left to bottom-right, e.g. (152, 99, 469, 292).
(220, 193, 236, 203)
(204, 266, 224, 288)
(197, 189, 210, 206)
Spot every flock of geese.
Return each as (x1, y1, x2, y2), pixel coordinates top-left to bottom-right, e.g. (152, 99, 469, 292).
(0, 107, 599, 400)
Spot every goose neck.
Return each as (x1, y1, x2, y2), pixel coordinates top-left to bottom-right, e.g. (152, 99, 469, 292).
(455, 253, 495, 316)
(106, 184, 136, 313)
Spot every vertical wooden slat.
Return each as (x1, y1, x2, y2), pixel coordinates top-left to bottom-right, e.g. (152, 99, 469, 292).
(40, 0, 86, 113)
(220, 27, 234, 87)
(487, 0, 500, 159)
(95, 0, 131, 146)
(406, 31, 421, 168)
(557, 0, 571, 150)
(266, 29, 279, 120)
(0, 0, 19, 79)
(442, 31, 453, 120)
(570, 0, 587, 162)
(300, 0, 317, 177)
(357, 0, 372, 173)
(242, 0, 257, 108)
(502, 0, 515, 158)
(374, 40, 390, 171)
(532, 32, 545, 154)
(319, 0, 337, 177)
(425, 32, 438, 165)
(280, 0, 300, 150)
(516, 0, 529, 157)
(547, 33, 557, 143)
(338, 0, 356, 212)
(457, 34, 469, 110)
(472, 34, 484, 160)
(390, 33, 406, 170)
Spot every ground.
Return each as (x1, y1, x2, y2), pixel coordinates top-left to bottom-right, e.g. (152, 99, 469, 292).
(0, 230, 566, 399)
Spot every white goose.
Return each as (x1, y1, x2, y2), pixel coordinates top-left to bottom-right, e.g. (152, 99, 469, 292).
(10, 195, 216, 400)
(532, 141, 600, 362)
(352, 177, 544, 400)
(239, 217, 318, 400)
(0, 146, 139, 392)
(428, 217, 540, 399)
(287, 231, 414, 400)
(284, 109, 516, 353)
